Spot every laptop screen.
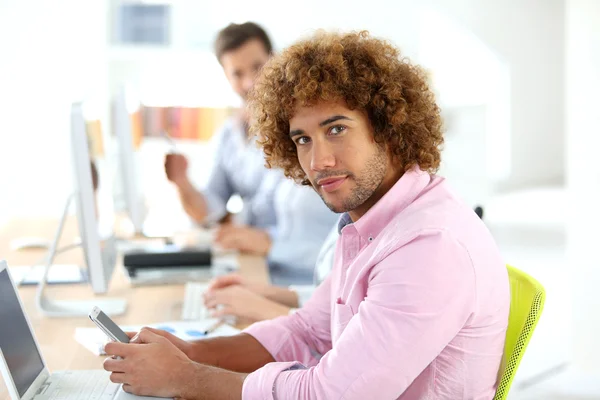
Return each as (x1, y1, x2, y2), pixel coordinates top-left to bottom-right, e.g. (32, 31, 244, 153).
(0, 269, 45, 396)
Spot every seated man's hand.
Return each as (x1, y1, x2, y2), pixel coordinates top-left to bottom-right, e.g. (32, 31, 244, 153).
(164, 153, 189, 187)
(207, 273, 246, 291)
(204, 285, 290, 322)
(104, 328, 200, 398)
(214, 225, 272, 256)
(207, 273, 271, 297)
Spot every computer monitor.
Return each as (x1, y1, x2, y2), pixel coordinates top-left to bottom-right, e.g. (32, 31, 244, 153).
(113, 86, 146, 234)
(35, 103, 126, 317)
(72, 102, 117, 294)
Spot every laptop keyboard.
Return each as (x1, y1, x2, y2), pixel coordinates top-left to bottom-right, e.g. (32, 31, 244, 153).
(42, 370, 119, 400)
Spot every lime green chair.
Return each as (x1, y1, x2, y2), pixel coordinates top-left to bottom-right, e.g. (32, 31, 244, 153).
(493, 265, 546, 400)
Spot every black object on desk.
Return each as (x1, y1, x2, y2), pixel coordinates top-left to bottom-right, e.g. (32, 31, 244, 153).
(123, 245, 212, 278)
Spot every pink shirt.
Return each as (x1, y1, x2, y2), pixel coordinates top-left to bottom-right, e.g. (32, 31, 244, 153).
(243, 167, 510, 399)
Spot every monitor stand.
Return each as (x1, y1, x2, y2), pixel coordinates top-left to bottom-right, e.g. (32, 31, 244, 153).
(35, 193, 127, 318)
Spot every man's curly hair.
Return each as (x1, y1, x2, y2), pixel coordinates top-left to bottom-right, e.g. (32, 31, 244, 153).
(248, 31, 444, 185)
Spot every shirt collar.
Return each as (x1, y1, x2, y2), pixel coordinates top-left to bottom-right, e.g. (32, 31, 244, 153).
(337, 166, 432, 242)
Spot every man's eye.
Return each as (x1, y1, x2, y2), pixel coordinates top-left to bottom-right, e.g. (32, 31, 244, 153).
(295, 136, 310, 145)
(329, 125, 346, 135)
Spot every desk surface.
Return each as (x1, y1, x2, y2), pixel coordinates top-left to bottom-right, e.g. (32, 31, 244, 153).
(0, 217, 268, 400)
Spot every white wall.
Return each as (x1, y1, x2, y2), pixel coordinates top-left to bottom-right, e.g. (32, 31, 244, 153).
(107, 0, 422, 107)
(424, 0, 566, 191)
(0, 0, 109, 222)
(108, 0, 568, 203)
(565, 0, 600, 375)
(418, 7, 509, 205)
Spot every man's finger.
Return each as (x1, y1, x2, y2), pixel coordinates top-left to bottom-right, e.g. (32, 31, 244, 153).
(104, 357, 128, 373)
(135, 326, 178, 343)
(131, 327, 165, 344)
(207, 274, 242, 291)
(130, 326, 152, 343)
(218, 235, 241, 250)
(210, 305, 235, 318)
(141, 326, 169, 336)
(123, 383, 149, 397)
(216, 225, 243, 240)
(109, 372, 127, 384)
(204, 295, 222, 309)
(104, 342, 137, 357)
(204, 287, 236, 308)
(215, 225, 233, 239)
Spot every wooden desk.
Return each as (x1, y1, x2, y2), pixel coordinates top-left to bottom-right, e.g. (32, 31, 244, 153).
(0, 217, 268, 399)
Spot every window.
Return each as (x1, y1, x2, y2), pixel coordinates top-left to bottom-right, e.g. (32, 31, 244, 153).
(116, 3, 171, 45)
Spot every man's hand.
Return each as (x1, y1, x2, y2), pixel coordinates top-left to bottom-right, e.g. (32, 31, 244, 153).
(214, 225, 272, 255)
(204, 285, 290, 321)
(104, 329, 198, 398)
(207, 273, 246, 290)
(206, 274, 300, 310)
(124, 327, 195, 359)
(207, 273, 270, 296)
(165, 153, 189, 187)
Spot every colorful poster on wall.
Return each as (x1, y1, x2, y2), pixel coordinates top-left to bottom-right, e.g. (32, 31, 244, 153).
(138, 106, 236, 141)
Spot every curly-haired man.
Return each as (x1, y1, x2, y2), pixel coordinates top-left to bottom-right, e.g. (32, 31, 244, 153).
(104, 31, 510, 400)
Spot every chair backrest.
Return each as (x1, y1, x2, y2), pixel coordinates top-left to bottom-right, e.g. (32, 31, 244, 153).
(493, 265, 546, 400)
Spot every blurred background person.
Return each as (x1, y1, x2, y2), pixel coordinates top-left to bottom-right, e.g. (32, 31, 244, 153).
(164, 22, 276, 229)
(205, 222, 339, 321)
(165, 21, 338, 284)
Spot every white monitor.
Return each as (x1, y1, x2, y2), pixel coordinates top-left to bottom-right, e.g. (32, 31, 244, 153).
(114, 86, 146, 234)
(34, 103, 126, 317)
(71, 102, 118, 294)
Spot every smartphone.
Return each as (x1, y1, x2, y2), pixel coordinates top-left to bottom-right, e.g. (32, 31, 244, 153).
(89, 306, 130, 343)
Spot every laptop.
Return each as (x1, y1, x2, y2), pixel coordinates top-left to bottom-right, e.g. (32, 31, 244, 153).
(0, 260, 168, 400)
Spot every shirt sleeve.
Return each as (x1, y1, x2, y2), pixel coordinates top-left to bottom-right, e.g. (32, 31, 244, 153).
(199, 123, 235, 223)
(243, 275, 333, 366)
(242, 230, 476, 399)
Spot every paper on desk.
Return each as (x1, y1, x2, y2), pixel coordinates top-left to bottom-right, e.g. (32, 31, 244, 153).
(75, 319, 240, 356)
(9, 264, 86, 285)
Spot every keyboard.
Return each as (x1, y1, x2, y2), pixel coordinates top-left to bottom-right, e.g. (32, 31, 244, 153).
(42, 370, 119, 399)
(181, 282, 210, 320)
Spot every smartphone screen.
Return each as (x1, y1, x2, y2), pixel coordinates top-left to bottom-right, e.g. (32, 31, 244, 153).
(92, 310, 130, 343)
